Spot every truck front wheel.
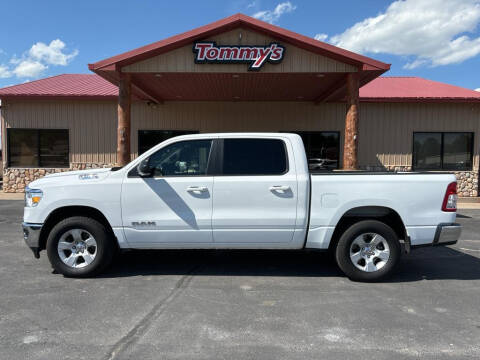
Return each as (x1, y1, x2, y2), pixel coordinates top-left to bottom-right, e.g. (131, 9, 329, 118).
(46, 216, 115, 277)
(335, 220, 401, 282)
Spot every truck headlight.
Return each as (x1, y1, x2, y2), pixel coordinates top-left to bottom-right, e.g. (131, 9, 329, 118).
(25, 187, 43, 207)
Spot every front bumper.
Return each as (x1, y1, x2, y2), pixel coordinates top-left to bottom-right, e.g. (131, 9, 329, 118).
(433, 223, 462, 246)
(22, 222, 43, 258)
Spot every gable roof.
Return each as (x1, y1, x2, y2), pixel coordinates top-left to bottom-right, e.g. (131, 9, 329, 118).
(360, 76, 480, 102)
(88, 13, 390, 72)
(1, 74, 479, 103)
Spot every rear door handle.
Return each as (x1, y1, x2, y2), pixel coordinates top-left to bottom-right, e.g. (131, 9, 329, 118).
(187, 186, 208, 192)
(269, 185, 290, 191)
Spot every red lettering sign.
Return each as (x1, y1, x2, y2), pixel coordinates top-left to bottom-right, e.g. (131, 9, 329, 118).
(193, 42, 285, 70)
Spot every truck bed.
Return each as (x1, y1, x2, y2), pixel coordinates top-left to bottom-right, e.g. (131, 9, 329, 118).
(305, 172, 457, 249)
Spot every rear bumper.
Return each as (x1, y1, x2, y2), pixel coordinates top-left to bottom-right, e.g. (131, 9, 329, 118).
(22, 222, 43, 258)
(433, 223, 462, 246)
(409, 223, 461, 249)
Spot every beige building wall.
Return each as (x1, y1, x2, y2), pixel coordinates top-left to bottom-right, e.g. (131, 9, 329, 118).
(1, 99, 118, 165)
(359, 102, 480, 170)
(130, 101, 347, 158)
(2, 99, 479, 195)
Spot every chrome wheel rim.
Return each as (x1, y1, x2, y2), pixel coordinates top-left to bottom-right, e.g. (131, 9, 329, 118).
(349, 233, 390, 272)
(57, 229, 97, 269)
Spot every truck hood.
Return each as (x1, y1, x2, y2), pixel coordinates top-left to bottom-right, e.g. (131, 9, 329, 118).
(28, 168, 112, 189)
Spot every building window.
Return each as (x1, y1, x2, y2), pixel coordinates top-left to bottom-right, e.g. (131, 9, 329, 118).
(7, 129, 69, 168)
(413, 132, 473, 170)
(289, 131, 340, 170)
(138, 130, 198, 155)
(222, 139, 288, 175)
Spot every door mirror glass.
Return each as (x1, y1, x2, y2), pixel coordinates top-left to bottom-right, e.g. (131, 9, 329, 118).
(137, 158, 154, 177)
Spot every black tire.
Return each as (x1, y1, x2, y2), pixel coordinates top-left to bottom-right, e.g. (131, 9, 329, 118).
(46, 216, 115, 277)
(335, 220, 401, 282)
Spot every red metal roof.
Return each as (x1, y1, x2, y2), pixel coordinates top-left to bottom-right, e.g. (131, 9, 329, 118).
(1, 74, 480, 102)
(0, 74, 118, 99)
(360, 76, 480, 102)
(89, 13, 390, 72)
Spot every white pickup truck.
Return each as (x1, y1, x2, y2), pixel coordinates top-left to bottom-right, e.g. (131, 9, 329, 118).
(22, 133, 461, 281)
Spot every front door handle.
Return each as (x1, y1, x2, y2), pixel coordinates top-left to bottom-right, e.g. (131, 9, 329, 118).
(269, 185, 290, 191)
(186, 186, 208, 192)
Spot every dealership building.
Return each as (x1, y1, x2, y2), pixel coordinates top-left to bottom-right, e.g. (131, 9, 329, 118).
(0, 14, 479, 196)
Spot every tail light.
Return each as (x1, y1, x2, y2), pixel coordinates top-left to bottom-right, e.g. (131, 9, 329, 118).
(442, 182, 457, 212)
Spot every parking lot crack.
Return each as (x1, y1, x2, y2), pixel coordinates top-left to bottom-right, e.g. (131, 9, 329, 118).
(102, 266, 200, 360)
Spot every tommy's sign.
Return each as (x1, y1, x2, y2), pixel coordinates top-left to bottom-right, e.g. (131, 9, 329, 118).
(193, 42, 285, 70)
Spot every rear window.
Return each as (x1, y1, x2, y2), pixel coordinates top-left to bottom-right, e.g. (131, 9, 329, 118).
(222, 139, 287, 175)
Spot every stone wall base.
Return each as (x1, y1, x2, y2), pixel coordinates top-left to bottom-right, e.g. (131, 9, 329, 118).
(2, 163, 113, 193)
(360, 166, 478, 197)
(3, 163, 479, 197)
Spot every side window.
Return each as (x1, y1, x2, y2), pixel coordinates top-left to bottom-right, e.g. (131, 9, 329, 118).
(413, 132, 442, 170)
(413, 132, 473, 170)
(8, 128, 69, 168)
(147, 140, 212, 176)
(222, 139, 287, 175)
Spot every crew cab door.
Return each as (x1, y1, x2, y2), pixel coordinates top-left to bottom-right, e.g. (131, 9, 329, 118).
(211, 137, 298, 244)
(121, 139, 214, 245)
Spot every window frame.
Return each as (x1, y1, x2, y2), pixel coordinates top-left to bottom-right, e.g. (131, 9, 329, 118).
(412, 131, 474, 171)
(211, 138, 290, 176)
(7, 128, 70, 168)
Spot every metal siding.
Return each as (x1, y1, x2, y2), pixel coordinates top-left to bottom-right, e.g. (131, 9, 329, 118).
(3, 99, 479, 170)
(130, 101, 346, 157)
(359, 102, 480, 169)
(3, 100, 117, 165)
(123, 28, 357, 74)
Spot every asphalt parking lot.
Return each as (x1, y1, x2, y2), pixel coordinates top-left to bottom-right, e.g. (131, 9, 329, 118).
(0, 200, 479, 360)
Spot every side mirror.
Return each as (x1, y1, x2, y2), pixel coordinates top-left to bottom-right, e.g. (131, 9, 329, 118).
(137, 158, 154, 177)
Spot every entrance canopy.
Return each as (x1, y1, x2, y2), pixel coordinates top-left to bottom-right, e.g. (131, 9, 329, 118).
(89, 13, 390, 103)
(88, 13, 390, 167)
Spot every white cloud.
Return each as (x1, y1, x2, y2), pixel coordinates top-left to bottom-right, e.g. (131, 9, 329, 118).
(12, 60, 46, 78)
(314, 33, 328, 42)
(476, 88, 480, 91)
(0, 65, 11, 78)
(253, 1, 296, 24)
(325, 0, 480, 69)
(246, 1, 256, 9)
(29, 39, 78, 66)
(0, 39, 78, 80)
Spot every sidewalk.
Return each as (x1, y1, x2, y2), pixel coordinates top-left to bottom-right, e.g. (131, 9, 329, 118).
(458, 202, 480, 210)
(0, 192, 24, 200)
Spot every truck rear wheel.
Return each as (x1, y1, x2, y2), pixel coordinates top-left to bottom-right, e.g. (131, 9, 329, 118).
(335, 220, 401, 282)
(46, 216, 115, 277)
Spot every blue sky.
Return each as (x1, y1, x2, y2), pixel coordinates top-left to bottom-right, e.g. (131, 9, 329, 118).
(1, 0, 479, 90)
